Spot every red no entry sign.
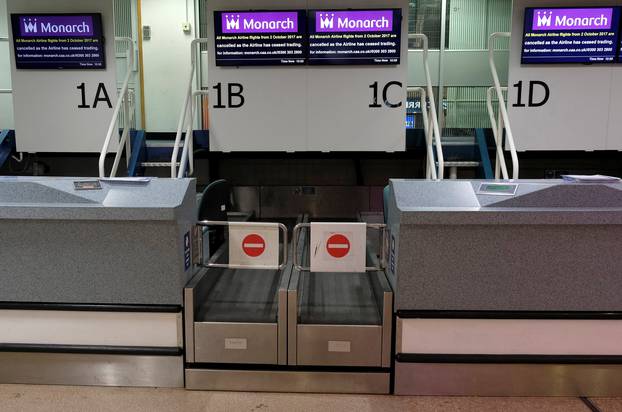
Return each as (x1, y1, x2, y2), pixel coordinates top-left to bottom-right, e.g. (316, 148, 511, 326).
(242, 234, 266, 257)
(326, 234, 350, 258)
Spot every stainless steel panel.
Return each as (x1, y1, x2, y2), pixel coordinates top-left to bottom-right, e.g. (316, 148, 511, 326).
(184, 268, 209, 363)
(186, 369, 390, 394)
(395, 362, 622, 396)
(0, 352, 183, 388)
(194, 322, 278, 364)
(381, 291, 393, 368)
(297, 324, 382, 367)
(184, 285, 195, 363)
(287, 276, 300, 366)
(277, 288, 288, 365)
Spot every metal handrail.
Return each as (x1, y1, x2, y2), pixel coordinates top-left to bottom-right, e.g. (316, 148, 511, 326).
(194, 220, 289, 270)
(487, 86, 509, 179)
(291, 222, 386, 272)
(407, 86, 436, 180)
(172, 38, 209, 179)
(98, 37, 135, 177)
(488, 32, 519, 179)
(409, 33, 444, 180)
(1, 38, 12, 94)
(176, 89, 208, 179)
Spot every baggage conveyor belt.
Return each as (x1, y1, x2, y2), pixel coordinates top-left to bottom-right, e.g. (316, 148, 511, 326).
(297, 272, 382, 325)
(195, 216, 300, 324)
(185, 217, 299, 366)
(185, 215, 393, 393)
(288, 218, 392, 367)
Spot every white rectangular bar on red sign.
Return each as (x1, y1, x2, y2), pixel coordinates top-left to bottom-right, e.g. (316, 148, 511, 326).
(228, 222, 280, 269)
(309, 222, 367, 273)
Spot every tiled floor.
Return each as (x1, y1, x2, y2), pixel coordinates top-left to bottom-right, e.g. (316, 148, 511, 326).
(0, 385, 620, 412)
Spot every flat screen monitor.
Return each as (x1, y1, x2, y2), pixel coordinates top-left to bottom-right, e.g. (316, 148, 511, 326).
(308, 9, 402, 65)
(521, 7, 621, 64)
(10, 13, 106, 69)
(213, 10, 307, 66)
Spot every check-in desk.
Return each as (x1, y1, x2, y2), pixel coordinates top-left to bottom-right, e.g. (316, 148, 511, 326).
(386, 179, 622, 396)
(0, 177, 196, 387)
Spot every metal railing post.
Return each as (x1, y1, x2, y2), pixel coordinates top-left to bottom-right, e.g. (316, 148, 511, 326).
(99, 37, 135, 178)
(173, 38, 209, 178)
(409, 34, 444, 180)
(486, 86, 509, 180)
(407, 87, 435, 180)
(488, 32, 519, 179)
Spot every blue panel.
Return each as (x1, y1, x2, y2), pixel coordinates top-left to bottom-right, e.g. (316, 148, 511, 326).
(0, 130, 16, 170)
(194, 130, 210, 150)
(127, 130, 147, 177)
(475, 128, 494, 180)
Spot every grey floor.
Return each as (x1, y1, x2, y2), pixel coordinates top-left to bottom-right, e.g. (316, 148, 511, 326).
(0, 385, 621, 412)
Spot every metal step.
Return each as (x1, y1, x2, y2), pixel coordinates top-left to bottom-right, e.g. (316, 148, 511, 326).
(441, 161, 480, 168)
(440, 136, 477, 146)
(140, 161, 181, 168)
(145, 140, 187, 148)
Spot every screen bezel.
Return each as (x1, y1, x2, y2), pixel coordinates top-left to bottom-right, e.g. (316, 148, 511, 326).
(520, 6, 621, 65)
(10, 12, 106, 70)
(213, 9, 308, 67)
(307, 8, 403, 66)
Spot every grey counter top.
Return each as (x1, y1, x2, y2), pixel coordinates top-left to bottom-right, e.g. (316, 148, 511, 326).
(388, 179, 622, 311)
(390, 179, 622, 225)
(0, 177, 195, 221)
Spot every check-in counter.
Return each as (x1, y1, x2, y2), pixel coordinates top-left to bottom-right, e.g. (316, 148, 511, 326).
(386, 179, 622, 396)
(0, 177, 196, 387)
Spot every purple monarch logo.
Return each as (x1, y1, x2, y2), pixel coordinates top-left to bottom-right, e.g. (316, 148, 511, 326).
(221, 11, 298, 34)
(315, 10, 393, 33)
(19, 15, 94, 37)
(532, 8, 613, 31)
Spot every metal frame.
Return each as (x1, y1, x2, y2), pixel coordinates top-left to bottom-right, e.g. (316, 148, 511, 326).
(98, 37, 136, 178)
(194, 220, 288, 271)
(291, 223, 386, 272)
(0, 38, 10, 94)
